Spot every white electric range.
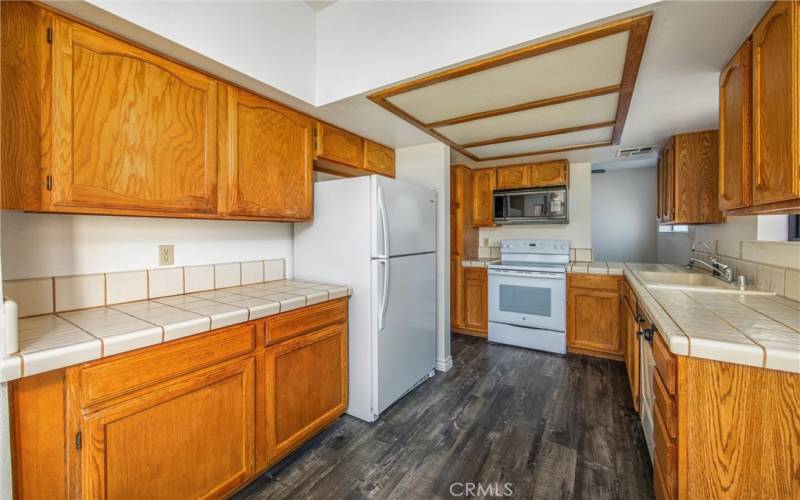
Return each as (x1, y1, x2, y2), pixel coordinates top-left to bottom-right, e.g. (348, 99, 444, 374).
(487, 239, 569, 354)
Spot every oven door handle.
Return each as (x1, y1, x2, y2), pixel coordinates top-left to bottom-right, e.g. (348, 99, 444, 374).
(488, 270, 565, 279)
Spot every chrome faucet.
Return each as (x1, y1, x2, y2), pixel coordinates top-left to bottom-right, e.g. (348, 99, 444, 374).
(686, 240, 735, 283)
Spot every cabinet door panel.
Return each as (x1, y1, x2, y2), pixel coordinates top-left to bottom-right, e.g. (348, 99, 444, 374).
(567, 280, 622, 356)
(463, 268, 487, 334)
(82, 357, 255, 500)
(529, 160, 569, 187)
(266, 323, 347, 461)
(364, 140, 395, 177)
(495, 165, 528, 189)
(472, 168, 495, 227)
(315, 122, 364, 168)
(223, 88, 313, 219)
(51, 20, 217, 214)
(752, 1, 799, 206)
(719, 39, 752, 211)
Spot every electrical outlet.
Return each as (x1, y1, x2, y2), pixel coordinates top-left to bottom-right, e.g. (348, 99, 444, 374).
(158, 245, 175, 266)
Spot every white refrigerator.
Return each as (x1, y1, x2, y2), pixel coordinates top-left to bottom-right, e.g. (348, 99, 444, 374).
(294, 175, 437, 422)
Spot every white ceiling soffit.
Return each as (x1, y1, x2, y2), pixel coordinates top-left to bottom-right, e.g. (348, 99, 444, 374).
(369, 13, 652, 162)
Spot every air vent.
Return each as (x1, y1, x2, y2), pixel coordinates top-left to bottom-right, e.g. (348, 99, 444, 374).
(591, 169, 606, 174)
(616, 145, 656, 157)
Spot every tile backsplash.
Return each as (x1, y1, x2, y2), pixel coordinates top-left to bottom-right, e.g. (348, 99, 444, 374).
(477, 244, 594, 262)
(693, 250, 800, 302)
(3, 258, 286, 318)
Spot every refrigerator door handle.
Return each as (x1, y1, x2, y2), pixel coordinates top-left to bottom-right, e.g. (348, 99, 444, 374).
(377, 185, 390, 258)
(378, 259, 389, 331)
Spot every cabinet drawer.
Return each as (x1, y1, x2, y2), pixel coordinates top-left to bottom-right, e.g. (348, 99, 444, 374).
(654, 369, 677, 439)
(653, 330, 677, 395)
(654, 403, 677, 497)
(569, 273, 621, 292)
(266, 298, 348, 344)
(80, 322, 256, 407)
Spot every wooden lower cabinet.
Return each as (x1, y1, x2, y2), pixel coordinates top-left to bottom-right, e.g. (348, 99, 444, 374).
(81, 357, 255, 499)
(566, 274, 623, 359)
(461, 267, 488, 336)
(265, 323, 347, 462)
(622, 280, 640, 412)
(9, 299, 349, 499)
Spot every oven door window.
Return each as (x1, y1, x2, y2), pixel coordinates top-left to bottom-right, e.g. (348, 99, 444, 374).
(498, 284, 551, 317)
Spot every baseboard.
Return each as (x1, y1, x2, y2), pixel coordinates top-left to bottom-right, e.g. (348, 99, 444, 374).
(435, 356, 453, 372)
(451, 327, 487, 338)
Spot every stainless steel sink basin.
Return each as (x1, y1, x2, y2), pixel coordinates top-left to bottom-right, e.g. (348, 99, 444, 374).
(638, 271, 775, 295)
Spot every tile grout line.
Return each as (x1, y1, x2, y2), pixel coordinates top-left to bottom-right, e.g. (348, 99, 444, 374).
(54, 312, 105, 358)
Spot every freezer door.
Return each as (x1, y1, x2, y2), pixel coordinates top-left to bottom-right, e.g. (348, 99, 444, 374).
(372, 253, 436, 415)
(371, 176, 436, 258)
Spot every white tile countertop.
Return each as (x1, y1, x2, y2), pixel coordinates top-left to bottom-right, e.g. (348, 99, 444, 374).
(1, 280, 351, 382)
(572, 262, 799, 373)
(462, 258, 499, 268)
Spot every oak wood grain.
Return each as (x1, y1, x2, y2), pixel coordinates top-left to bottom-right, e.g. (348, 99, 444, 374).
(567, 274, 623, 358)
(719, 38, 753, 212)
(9, 369, 67, 500)
(752, 1, 799, 207)
(265, 298, 347, 345)
(495, 164, 529, 189)
(462, 267, 488, 335)
(220, 86, 314, 220)
(265, 322, 348, 463)
(315, 122, 364, 169)
(673, 130, 723, 224)
(50, 18, 218, 215)
(363, 140, 396, 177)
(471, 168, 496, 227)
(82, 357, 255, 499)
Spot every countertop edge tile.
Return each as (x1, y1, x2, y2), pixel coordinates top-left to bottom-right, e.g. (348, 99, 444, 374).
(1, 279, 350, 382)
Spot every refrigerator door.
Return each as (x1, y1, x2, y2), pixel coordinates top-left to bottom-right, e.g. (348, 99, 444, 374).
(371, 176, 436, 258)
(372, 252, 436, 415)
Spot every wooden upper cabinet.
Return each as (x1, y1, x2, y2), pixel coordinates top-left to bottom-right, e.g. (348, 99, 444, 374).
(495, 161, 569, 190)
(662, 140, 675, 222)
(82, 357, 255, 499)
(673, 131, 721, 223)
(529, 160, 569, 187)
(495, 164, 529, 189)
(49, 18, 218, 215)
(363, 140, 396, 177)
(219, 86, 313, 220)
(657, 132, 721, 224)
(719, 38, 752, 212)
(656, 153, 663, 222)
(315, 122, 364, 168)
(752, 0, 799, 207)
(472, 168, 496, 227)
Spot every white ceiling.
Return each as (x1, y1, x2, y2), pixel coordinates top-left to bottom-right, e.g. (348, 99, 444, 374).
(386, 31, 629, 125)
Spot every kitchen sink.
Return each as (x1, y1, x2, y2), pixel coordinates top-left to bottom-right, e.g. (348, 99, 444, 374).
(638, 271, 775, 295)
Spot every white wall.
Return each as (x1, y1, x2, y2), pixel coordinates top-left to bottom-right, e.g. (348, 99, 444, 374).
(394, 143, 452, 372)
(1, 212, 294, 279)
(315, 1, 655, 104)
(591, 167, 657, 262)
(479, 162, 592, 249)
(64, 0, 318, 103)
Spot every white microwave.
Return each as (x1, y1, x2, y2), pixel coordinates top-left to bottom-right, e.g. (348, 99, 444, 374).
(493, 187, 568, 224)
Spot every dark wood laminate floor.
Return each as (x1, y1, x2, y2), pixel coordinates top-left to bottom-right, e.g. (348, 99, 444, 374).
(235, 334, 654, 500)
